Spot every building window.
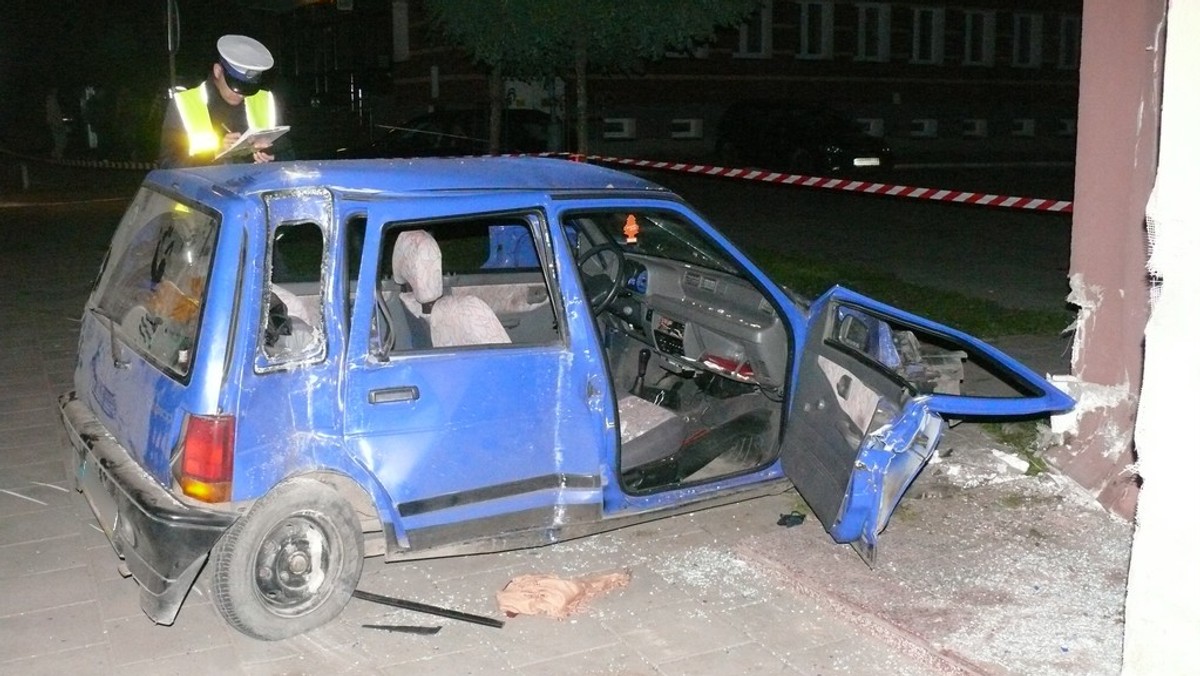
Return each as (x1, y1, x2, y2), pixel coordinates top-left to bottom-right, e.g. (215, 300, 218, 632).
(796, 1, 834, 60)
(735, 1, 772, 58)
(962, 118, 988, 138)
(910, 118, 938, 138)
(856, 2, 891, 63)
(911, 7, 945, 65)
(1058, 15, 1081, 69)
(963, 10, 995, 66)
(602, 118, 637, 140)
(1012, 13, 1044, 68)
(1012, 118, 1036, 137)
(670, 119, 704, 139)
(860, 118, 884, 137)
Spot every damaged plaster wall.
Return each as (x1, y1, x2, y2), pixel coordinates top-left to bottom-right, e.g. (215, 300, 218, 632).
(1057, 0, 1160, 519)
(1048, 275, 1138, 504)
(1122, 1, 1200, 673)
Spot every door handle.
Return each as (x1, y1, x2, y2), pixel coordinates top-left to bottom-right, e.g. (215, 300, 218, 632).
(369, 386, 420, 404)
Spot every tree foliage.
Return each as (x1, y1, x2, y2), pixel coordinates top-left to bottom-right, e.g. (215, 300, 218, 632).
(425, 0, 760, 153)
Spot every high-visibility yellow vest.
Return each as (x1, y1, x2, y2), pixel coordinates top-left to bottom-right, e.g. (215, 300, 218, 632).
(173, 84, 277, 157)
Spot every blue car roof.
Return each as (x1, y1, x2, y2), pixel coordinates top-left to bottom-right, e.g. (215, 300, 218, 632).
(148, 157, 671, 200)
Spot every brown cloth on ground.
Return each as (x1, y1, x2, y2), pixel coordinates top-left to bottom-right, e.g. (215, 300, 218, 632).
(496, 569, 632, 619)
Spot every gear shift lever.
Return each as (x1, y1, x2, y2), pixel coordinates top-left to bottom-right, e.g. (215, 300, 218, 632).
(632, 348, 650, 397)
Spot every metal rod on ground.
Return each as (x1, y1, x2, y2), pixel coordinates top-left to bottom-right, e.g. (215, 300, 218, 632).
(352, 589, 505, 629)
(362, 624, 443, 635)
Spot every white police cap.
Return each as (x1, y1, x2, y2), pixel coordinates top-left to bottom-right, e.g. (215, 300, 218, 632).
(217, 35, 275, 94)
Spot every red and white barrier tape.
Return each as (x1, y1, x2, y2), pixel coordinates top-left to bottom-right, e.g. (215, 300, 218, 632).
(52, 157, 156, 171)
(541, 153, 1074, 214)
(5, 145, 1073, 213)
(0, 146, 154, 172)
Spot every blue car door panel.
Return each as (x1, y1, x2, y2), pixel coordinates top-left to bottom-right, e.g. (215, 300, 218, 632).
(342, 197, 610, 555)
(782, 287, 1073, 565)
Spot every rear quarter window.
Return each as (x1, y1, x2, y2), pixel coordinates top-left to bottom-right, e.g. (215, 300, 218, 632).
(93, 189, 218, 378)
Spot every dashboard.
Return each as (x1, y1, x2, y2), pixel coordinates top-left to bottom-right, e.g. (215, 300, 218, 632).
(609, 255, 790, 388)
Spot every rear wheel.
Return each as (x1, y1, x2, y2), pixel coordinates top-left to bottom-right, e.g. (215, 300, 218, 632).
(211, 477, 364, 640)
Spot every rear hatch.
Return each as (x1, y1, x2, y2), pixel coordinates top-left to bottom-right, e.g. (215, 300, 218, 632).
(74, 187, 222, 488)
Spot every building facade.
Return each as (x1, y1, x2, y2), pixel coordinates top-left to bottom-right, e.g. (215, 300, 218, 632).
(270, 0, 1082, 162)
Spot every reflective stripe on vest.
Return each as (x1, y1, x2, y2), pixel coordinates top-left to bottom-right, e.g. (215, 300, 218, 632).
(174, 85, 277, 157)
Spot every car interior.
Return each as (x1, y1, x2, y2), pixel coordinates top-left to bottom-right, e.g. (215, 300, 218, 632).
(268, 207, 794, 495)
(564, 209, 790, 492)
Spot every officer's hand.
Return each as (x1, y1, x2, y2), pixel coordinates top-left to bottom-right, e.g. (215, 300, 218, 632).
(252, 140, 275, 164)
(220, 131, 241, 153)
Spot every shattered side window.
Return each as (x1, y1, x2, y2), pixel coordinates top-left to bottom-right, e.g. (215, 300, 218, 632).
(93, 189, 217, 378)
(830, 304, 1041, 398)
(261, 221, 326, 363)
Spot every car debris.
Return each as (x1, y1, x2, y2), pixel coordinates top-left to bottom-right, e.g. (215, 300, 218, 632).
(352, 589, 504, 629)
(992, 448, 1032, 474)
(496, 570, 632, 619)
(362, 624, 443, 635)
(776, 511, 807, 527)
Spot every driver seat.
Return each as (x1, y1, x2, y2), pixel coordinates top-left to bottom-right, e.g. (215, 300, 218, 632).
(392, 230, 511, 347)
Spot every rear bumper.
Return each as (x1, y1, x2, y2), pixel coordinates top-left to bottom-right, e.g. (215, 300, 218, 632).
(59, 391, 238, 625)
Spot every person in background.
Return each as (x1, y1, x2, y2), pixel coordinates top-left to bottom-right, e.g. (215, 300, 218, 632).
(158, 34, 291, 168)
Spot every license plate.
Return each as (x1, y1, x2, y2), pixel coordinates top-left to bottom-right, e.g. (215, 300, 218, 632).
(78, 451, 120, 543)
(853, 157, 881, 167)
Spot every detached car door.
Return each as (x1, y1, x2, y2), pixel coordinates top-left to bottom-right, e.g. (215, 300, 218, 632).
(783, 286, 1074, 565)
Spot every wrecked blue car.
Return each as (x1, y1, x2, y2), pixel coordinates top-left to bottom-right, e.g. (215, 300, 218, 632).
(60, 157, 1072, 640)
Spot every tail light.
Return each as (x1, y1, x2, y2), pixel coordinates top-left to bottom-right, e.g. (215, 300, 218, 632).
(177, 414, 235, 503)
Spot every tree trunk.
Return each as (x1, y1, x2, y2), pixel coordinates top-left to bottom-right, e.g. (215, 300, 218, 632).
(488, 67, 504, 155)
(574, 43, 588, 157)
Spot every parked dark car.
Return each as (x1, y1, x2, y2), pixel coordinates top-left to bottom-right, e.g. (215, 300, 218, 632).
(715, 100, 894, 174)
(339, 108, 557, 159)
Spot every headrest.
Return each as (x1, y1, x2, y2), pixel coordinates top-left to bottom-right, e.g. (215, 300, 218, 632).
(392, 230, 443, 306)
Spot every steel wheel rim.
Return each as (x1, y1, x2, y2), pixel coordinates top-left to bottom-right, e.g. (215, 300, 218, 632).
(253, 515, 335, 616)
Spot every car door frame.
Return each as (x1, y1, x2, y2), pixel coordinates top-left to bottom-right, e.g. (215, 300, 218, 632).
(230, 187, 351, 500)
(341, 192, 612, 556)
(540, 196, 808, 516)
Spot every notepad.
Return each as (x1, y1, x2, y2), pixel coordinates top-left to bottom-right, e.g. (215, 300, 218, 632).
(215, 125, 291, 160)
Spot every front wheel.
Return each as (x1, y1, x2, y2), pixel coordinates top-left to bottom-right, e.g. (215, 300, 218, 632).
(210, 477, 364, 640)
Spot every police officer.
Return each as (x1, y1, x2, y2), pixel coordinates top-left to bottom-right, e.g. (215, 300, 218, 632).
(158, 34, 292, 168)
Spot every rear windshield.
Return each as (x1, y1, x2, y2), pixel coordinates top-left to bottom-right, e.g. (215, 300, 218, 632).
(92, 188, 218, 378)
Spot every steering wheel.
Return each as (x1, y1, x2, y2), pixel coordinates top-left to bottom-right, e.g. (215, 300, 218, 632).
(576, 241, 626, 313)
